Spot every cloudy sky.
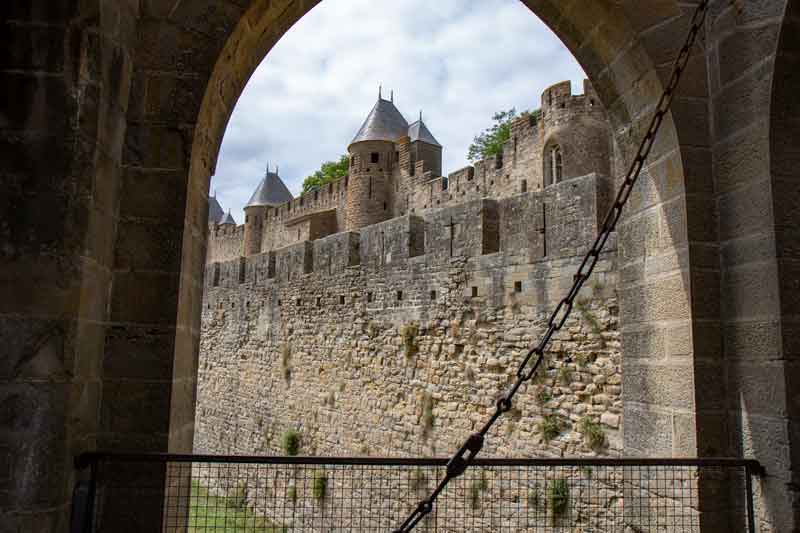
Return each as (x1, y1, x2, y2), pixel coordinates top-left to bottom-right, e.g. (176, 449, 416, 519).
(211, 0, 585, 223)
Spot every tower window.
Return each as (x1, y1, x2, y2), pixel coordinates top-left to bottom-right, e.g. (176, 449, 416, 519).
(514, 281, 523, 293)
(471, 286, 478, 298)
(396, 290, 403, 301)
(339, 295, 345, 305)
(383, 202, 388, 211)
(367, 292, 374, 303)
(371, 152, 380, 163)
(430, 290, 437, 300)
(521, 180, 528, 193)
(547, 145, 563, 186)
(395, 151, 400, 162)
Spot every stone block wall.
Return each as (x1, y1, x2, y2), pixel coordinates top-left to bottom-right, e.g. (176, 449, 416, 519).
(196, 173, 622, 471)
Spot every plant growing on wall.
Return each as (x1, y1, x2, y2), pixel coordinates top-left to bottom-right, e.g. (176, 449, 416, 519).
(312, 472, 328, 501)
(301, 155, 349, 194)
(282, 430, 301, 456)
(538, 414, 563, 442)
(579, 416, 606, 451)
(280, 344, 292, 383)
(557, 366, 573, 385)
(421, 392, 435, 440)
(401, 323, 420, 358)
(547, 478, 569, 525)
(469, 471, 489, 510)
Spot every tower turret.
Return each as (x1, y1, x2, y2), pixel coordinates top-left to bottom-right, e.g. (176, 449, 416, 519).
(243, 165, 293, 255)
(208, 192, 225, 225)
(346, 90, 408, 231)
(407, 112, 442, 177)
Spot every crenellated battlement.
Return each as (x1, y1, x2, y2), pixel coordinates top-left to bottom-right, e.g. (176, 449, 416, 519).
(205, 172, 612, 292)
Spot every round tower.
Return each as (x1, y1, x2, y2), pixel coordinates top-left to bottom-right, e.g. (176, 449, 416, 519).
(540, 80, 612, 186)
(243, 166, 294, 255)
(346, 91, 408, 231)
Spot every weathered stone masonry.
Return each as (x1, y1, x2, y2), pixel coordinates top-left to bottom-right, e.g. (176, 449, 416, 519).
(195, 172, 623, 462)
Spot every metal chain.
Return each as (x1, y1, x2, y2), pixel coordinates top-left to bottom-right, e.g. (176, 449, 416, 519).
(394, 2, 708, 531)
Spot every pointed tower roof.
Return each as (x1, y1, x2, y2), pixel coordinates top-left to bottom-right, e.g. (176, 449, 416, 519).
(208, 193, 225, 224)
(350, 97, 409, 148)
(220, 210, 236, 225)
(246, 168, 294, 208)
(408, 118, 441, 147)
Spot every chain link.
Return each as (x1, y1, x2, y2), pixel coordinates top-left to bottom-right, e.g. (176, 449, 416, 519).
(394, 3, 708, 531)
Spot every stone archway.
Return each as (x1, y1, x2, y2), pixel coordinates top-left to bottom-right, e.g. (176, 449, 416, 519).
(3, 0, 799, 531)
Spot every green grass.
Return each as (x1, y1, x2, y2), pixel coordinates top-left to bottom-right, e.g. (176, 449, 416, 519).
(189, 480, 285, 532)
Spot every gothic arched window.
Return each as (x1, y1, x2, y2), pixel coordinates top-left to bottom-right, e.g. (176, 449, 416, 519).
(550, 145, 563, 185)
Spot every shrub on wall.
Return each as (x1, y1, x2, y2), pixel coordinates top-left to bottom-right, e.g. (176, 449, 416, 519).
(538, 414, 562, 442)
(282, 430, 301, 456)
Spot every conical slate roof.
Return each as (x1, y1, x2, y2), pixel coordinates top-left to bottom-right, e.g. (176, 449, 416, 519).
(350, 98, 409, 147)
(220, 210, 236, 225)
(208, 194, 225, 224)
(246, 170, 293, 208)
(408, 119, 441, 147)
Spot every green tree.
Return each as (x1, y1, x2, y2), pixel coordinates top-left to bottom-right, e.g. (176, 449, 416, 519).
(302, 155, 350, 194)
(467, 108, 540, 163)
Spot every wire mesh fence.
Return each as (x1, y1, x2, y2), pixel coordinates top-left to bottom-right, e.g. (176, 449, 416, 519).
(73, 454, 761, 533)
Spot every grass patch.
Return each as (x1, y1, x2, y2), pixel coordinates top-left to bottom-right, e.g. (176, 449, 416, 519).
(401, 323, 420, 358)
(535, 386, 551, 405)
(547, 478, 569, 525)
(410, 468, 428, 492)
(557, 366, 573, 385)
(189, 480, 285, 532)
(421, 392, 435, 440)
(282, 430, 301, 456)
(312, 472, 328, 501)
(280, 345, 292, 383)
(470, 472, 489, 510)
(579, 416, 606, 451)
(538, 414, 562, 442)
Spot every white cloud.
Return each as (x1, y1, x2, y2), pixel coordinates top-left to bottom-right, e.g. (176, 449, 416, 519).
(211, 0, 585, 223)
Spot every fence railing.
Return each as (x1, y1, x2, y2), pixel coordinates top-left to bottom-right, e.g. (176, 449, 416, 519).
(73, 453, 763, 532)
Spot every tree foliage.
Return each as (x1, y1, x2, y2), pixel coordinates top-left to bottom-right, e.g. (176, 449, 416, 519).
(467, 108, 540, 163)
(301, 155, 349, 194)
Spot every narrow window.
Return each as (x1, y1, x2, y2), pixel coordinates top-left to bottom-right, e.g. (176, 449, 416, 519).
(371, 152, 379, 164)
(383, 202, 388, 211)
(339, 295, 345, 305)
(296, 298, 302, 306)
(212, 264, 221, 287)
(514, 281, 523, 293)
(317, 297, 322, 307)
(430, 290, 437, 300)
(397, 290, 403, 302)
(367, 292, 374, 303)
(395, 151, 400, 162)
(239, 257, 246, 284)
(369, 177, 373, 199)
(521, 180, 528, 193)
(471, 286, 478, 298)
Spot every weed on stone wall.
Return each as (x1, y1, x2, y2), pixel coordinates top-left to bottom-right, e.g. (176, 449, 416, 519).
(538, 414, 562, 442)
(579, 416, 606, 451)
(470, 471, 488, 510)
(312, 472, 328, 501)
(535, 386, 551, 405)
(287, 486, 297, 504)
(421, 392, 435, 440)
(547, 478, 569, 525)
(282, 430, 301, 456)
(557, 366, 573, 385)
(410, 468, 428, 492)
(401, 323, 419, 358)
(280, 344, 292, 384)
(576, 296, 605, 347)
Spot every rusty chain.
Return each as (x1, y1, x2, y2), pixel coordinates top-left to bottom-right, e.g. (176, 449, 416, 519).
(394, 2, 709, 531)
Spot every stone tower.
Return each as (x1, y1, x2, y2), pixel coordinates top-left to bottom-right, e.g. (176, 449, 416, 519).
(243, 167, 293, 255)
(346, 91, 408, 231)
